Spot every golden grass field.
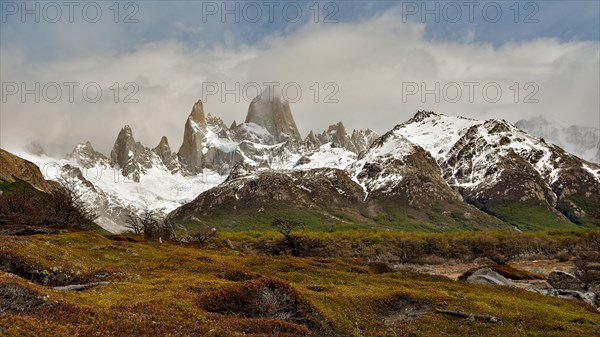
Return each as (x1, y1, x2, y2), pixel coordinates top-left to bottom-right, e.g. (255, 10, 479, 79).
(1, 231, 599, 336)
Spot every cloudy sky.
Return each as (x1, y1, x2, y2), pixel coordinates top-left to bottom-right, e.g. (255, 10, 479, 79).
(1, 0, 599, 156)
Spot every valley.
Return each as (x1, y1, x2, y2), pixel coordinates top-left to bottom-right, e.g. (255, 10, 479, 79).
(1, 230, 599, 337)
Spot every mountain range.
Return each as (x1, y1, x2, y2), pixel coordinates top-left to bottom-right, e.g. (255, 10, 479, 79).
(515, 116, 599, 163)
(3, 95, 599, 233)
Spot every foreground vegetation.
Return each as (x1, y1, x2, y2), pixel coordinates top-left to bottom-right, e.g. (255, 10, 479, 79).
(1, 229, 599, 336)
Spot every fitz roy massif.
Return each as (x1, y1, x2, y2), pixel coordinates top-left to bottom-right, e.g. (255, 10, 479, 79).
(6, 95, 599, 233)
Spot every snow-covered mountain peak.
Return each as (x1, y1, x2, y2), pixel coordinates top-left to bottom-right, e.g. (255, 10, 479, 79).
(358, 129, 417, 161)
(395, 111, 600, 226)
(406, 110, 439, 124)
(109, 125, 155, 182)
(8, 103, 599, 233)
(69, 141, 109, 168)
(396, 112, 481, 161)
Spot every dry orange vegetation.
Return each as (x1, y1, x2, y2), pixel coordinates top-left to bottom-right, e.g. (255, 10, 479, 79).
(0, 231, 599, 336)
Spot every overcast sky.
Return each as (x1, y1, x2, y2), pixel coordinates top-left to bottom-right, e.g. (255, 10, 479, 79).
(1, 0, 599, 156)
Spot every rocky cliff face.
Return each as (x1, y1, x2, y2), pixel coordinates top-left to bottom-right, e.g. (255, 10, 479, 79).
(317, 122, 357, 153)
(304, 131, 320, 151)
(244, 95, 301, 143)
(176, 101, 242, 174)
(305, 122, 379, 155)
(352, 130, 460, 206)
(153, 136, 180, 173)
(351, 129, 379, 153)
(177, 100, 208, 174)
(58, 164, 129, 232)
(110, 126, 154, 182)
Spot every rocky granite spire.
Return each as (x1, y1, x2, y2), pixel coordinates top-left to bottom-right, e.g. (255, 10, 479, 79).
(304, 130, 320, 151)
(244, 94, 301, 143)
(190, 100, 208, 129)
(351, 129, 379, 153)
(318, 122, 356, 152)
(177, 100, 209, 174)
(153, 136, 180, 173)
(110, 125, 153, 182)
(110, 126, 136, 168)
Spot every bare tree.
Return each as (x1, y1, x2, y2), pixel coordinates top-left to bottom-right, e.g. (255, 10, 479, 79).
(141, 210, 159, 240)
(272, 218, 304, 238)
(126, 209, 174, 241)
(189, 227, 218, 247)
(272, 218, 305, 257)
(124, 208, 143, 235)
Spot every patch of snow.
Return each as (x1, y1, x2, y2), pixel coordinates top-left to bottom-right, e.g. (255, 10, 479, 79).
(10, 150, 226, 233)
(205, 130, 239, 153)
(293, 143, 356, 170)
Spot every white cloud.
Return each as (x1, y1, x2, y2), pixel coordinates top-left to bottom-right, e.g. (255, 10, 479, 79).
(1, 9, 598, 156)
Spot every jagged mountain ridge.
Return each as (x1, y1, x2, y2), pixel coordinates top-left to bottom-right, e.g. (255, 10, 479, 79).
(34, 96, 378, 232)
(167, 120, 513, 231)
(168, 110, 600, 232)
(395, 111, 600, 229)
(11, 95, 599, 233)
(515, 116, 599, 164)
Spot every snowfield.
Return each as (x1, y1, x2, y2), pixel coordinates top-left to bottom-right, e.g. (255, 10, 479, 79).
(9, 151, 226, 233)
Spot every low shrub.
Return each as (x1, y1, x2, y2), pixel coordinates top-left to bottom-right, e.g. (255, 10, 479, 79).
(368, 261, 394, 274)
(0, 283, 48, 315)
(217, 270, 261, 282)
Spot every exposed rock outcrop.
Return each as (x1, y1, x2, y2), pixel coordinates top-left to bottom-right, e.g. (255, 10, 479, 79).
(304, 131, 320, 151)
(177, 100, 208, 174)
(350, 127, 508, 230)
(306, 123, 379, 154)
(351, 129, 379, 153)
(110, 126, 154, 182)
(153, 136, 180, 173)
(245, 94, 301, 143)
(0, 149, 53, 193)
(466, 268, 513, 286)
(547, 271, 584, 291)
(317, 122, 357, 153)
